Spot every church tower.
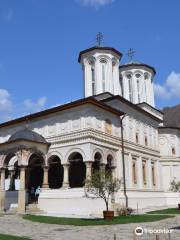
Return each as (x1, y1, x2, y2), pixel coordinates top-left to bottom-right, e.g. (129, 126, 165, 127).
(78, 43, 122, 97)
(119, 61, 156, 107)
(78, 36, 156, 107)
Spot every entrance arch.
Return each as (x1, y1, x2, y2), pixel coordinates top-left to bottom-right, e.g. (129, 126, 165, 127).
(92, 152, 102, 173)
(48, 156, 63, 189)
(28, 153, 44, 190)
(4, 154, 19, 191)
(68, 152, 86, 188)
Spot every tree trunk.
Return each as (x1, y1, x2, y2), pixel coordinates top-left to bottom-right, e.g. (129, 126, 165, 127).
(105, 200, 109, 211)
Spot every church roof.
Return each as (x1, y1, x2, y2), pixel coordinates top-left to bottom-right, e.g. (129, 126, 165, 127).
(0, 97, 124, 130)
(8, 129, 48, 144)
(78, 46, 123, 62)
(119, 62, 156, 75)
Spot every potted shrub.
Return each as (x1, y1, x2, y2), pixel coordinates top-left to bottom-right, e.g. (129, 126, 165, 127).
(85, 169, 121, 220)
(170, 179, 180, 209)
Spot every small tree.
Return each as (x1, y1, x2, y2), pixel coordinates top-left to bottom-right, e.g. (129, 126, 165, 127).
(85, 169, 121, 211)
(170, 179, 180, 192)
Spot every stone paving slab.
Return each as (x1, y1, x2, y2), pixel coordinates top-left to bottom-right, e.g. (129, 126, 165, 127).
(0, 214, 179, 240)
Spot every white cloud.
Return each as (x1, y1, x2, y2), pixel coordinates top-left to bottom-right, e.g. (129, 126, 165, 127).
(76, 0, 114, 8)
(154, 71, 180, 100)
(0, 89, 13, 122)
(0, 88, 48, 123)
(23, 96, 47, 113)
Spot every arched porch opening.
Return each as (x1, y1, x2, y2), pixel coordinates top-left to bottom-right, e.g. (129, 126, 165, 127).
(92, 152, 102, 173)
(48, 156, 64, 189)
(28, 153, 44, 191)
(68, 152, 86, 188)
(106, 154, 114, 177)
(4, 154, 19, 191)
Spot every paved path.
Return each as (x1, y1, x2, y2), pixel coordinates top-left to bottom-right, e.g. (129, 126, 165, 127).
(0, 214, 180, 240)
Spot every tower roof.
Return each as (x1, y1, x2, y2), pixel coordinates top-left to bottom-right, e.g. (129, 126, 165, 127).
(78, 46, 123, 63)
(119, 62, 156, 75)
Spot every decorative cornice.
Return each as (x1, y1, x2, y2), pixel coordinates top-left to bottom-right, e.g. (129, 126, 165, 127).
(46, 128, 160, 158)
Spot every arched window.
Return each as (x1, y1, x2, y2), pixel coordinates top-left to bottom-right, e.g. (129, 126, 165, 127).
(132, 158, 137, 184)
(105, 119, 112, 135)
(119, 74, 123, 97)
(91, 67, 95, 95)
(142, 160, 146, 185)
(126, 74, 133, 102)
(144, 73, 149, 102)
(136, 133, 139, 144)
(100, 59, 107, 92)
(145, 136, 148, 146)
(172, 147, 176, 155)
(137, 79, 140, 103)
(151, 162, 156, 186)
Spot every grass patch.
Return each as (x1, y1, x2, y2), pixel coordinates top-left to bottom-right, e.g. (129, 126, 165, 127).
(147, 208, 180, 215)
(23, 214, 174, 226)
(0, 234, 30, 240)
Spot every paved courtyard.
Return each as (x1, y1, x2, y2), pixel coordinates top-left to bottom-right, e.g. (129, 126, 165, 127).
(0, 214, 179, 240)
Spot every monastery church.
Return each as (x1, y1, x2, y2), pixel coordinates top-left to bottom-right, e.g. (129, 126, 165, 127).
(0, 40, 179, 217)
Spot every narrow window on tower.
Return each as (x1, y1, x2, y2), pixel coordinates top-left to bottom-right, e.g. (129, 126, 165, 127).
(119, 74, 124, 97)
(127, 74, 133, 102)
(102, 64, 106, 91)
(137, 79, 140, 103)
(91, 67, 95, 95)
(100, 59, 107, 92)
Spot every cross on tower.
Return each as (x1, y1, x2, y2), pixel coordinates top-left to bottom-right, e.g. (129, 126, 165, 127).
(96, 32, 103, 46)
(127, 48, 136, 61)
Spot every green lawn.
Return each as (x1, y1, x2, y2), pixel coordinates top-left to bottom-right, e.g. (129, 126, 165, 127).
(23, 214, 174, 226)
(147, 208, 180, 215)
(0, 234, 30, 240)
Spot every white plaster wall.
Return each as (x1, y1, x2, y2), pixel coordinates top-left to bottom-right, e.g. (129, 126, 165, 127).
(105, 98, 159, 151)
(0, 104, 121, 144)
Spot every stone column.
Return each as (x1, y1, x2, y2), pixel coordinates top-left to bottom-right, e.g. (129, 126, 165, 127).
(147, 159, 152, 189)
(155, 160, 161, 190)
(18, 166, 26, 213)
(42, 166, 49, 189)
(128, 153, 133, 188)
(156, 160, 162, 190)
(85, 161, 93, 182)
(62, 163, 70, 188)
(0, 168, 6, 212)
(137, 156, 143, 189)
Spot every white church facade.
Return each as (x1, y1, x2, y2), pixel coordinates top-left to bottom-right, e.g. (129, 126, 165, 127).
(0, 44, 179, 217)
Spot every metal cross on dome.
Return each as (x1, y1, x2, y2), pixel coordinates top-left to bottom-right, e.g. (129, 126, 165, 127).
(127, 48, 136, 61)
(96, 32, 103, 46)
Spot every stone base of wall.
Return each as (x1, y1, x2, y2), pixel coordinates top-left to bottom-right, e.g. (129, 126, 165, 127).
(38, 189, 180, 217)
(38, 188, 108, 218)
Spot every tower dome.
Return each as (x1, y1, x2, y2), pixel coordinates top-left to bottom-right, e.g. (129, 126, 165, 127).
(119, 61, 156, 107)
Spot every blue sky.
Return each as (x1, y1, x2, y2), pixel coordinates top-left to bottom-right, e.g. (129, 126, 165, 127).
(0, 0, 180, 122)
